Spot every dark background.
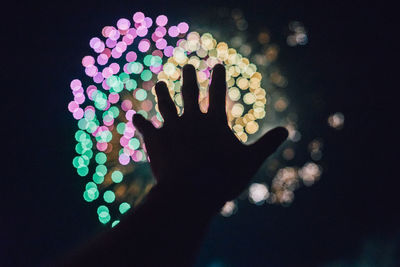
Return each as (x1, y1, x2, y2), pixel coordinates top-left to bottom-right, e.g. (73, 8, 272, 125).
(2, 0, 398, 266)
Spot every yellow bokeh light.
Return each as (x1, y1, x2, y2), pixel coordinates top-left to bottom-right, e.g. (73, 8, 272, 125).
(245, 121, 259, 134)
(228, 87, 241, 101)
(243, 92, 256, 104)
(236, 77, 249, 90)
(163, 63, 176, 76)
(231, 103, 244, 117)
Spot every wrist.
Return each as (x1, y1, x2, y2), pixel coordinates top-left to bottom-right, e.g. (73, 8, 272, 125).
(146, 177, 225, 219)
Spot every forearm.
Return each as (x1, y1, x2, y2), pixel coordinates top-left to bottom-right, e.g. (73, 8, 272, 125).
(61, 181, 218, 266)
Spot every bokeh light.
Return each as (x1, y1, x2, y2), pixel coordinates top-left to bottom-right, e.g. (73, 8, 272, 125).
(287, 21, 308, 47)
(328, 112, 345, 129)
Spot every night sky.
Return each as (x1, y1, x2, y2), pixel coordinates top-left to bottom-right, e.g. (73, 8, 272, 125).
(2, 1, 398, 266)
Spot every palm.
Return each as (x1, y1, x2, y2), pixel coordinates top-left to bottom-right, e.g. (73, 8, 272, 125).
(133, 64, 288, 208)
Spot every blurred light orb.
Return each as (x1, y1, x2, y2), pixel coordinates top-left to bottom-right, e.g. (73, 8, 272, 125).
(248, 183, 269, 205)
(220, 201, 237, 217)
(298, 162, 322, 186)
(328, 112, 344, 129)
(287, 21, 308, 47)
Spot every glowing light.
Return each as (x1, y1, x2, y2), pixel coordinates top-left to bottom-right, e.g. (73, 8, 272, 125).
(308, 139, 323, 161)
(282, 148, 295, 161)
(274, 97, 288, 112)
(248, 183, 269, 204)
(328, 112, 344, 129)
(103, 190, 116, 203)
(220, 201, 237, 217)
(112, 170, 123, 183)
(111, 220, 120, 227)
(287, 21, 308, 46)
(177, 22, 189, 34)
(299, 162, 322, 186)
(119, 202, 131, 214)
(97, 205, 109, 215)
(156, 15, 168, 26)
(133, 12, 145, 23)
(117, 18, 131, 31)
(168, 26, 179, 37)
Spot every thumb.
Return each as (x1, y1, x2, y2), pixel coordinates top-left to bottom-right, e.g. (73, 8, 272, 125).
(249, 126, 288, 163)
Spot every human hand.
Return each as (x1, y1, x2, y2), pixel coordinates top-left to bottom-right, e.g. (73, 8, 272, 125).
(133, 64, 288, 211)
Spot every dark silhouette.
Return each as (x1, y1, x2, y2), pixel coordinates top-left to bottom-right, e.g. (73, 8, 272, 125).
(60, 64, 288, 266)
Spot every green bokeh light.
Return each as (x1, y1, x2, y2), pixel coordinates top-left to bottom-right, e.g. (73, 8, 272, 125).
(88, 188, 99, 200)
(93, 91, 108, 110)
(109, 106, 120, 118)
(140, 69, 152, 81)
(83, 149, 93, 159)
(96, 130, 112, 143)
(84, 187, 99, 202)
(85, 182, 97, 190)
(77, 166, 89, 176)
(151, 56, 162, 67)
(80, 155, 89, 165)
(111, 170, 123, 183)
(96, 164, 107, 176)
(97, 206, 110, 224)
(93, 173, 104, 184)
(125, 79, 137, 91)
(119, 72, 129, 83)
(95, 152, 107, 164)
(143, 55, 153, 66)
(128, 138, 140, 150)
(111, 220, 120, 227)
(97, 205, 109, 215)
(83, 191, 93, 202)
(78, 118, 89, 130)
(84, 109, 96, 120)
(87, 121, 98, 133)
(119, 202, 131, 214)
(75, 130, 87, 142)
(135, 89, 147, 101)
(129, 62, 143, 74)
(104, 190, 115, 203)
(99, 214, 111, 224)
(117, 122, 126, 134)
(111, 81, 124, 93)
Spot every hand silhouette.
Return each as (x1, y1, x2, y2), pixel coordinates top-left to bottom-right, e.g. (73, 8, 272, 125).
(133, 64, 288, 211)
(61, 64, 288, 266)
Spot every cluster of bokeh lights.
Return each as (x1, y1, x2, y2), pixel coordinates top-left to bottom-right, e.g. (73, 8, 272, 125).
(69, 8, 341, 225)
(69, 11, 273, 226)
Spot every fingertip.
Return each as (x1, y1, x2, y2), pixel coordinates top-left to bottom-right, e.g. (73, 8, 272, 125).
(211, 64, 226, 85)
(251, 126, 289, 160)
(273, 126, 289, 141)
(213, 63, 225, 73)
(183, 64, 196, 73)
(182, 64, 196, 82)
(181, 64, 200, 114)
(266, 127, 289, 147)
(132, 113, 145, 124)
(154, 81, 178, 121)
(155, 81, 167, 89)
(132, 113, 151, 129)
(155, 81, 168, 94)
(132, 113, 156, 137)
